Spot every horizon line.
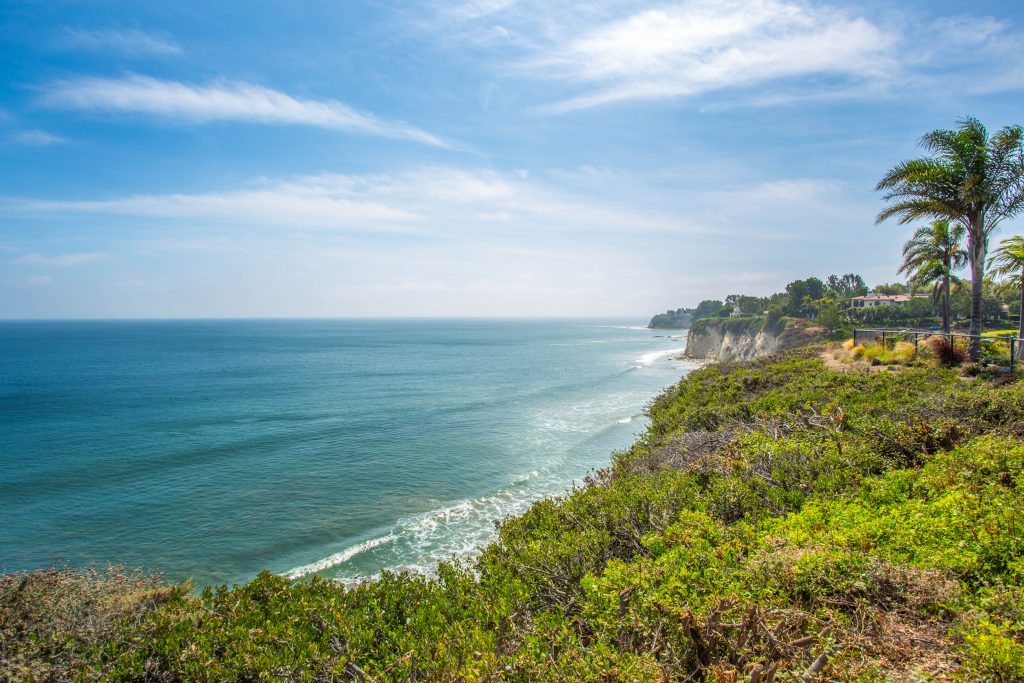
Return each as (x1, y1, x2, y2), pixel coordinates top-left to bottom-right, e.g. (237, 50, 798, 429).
(0, 314, 657, 322)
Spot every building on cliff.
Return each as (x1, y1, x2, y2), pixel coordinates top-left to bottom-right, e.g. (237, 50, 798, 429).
(849, 293, 911, 309)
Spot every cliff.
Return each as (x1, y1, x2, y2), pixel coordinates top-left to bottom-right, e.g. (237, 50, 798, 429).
(647, 309, 693, 329)
(684, 315, 826, 361)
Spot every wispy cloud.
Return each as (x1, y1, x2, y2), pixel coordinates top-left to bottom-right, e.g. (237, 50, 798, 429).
(60, 28, 183, 56)
(0, 167, 699, 238)
(4, 179, 423, 232)
(537, 0, 895, 111)
(427, 0, 1024, 111)
(9, 129, 67, 146)
(0, 166, 878, 316)
(901, 15, 1024, 95)
(16, 252, 108, 267)
(40, 75, 451, 147)
(445, 0, 520, 21)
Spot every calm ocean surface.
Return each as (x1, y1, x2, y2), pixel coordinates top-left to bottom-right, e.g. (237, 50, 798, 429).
(0, 319, 696, 586)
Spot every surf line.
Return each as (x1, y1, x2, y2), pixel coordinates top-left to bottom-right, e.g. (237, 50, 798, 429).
(284, 533, 398, 579)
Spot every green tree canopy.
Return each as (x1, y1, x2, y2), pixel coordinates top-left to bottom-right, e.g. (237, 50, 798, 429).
(873, 282, 909, 295)
(784, 278, 825, 315)
(825, 273, 868, 299)
(692, 299, 724, 320)
(988, 235, 1024, 338)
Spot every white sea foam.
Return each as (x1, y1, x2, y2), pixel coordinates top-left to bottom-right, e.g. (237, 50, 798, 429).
(283, 340, 692, 583)
(282, 399, 657, 582)
(284, 474, 547, 582)
(635, 347, 686, 366)
(285, 533, 398, 579)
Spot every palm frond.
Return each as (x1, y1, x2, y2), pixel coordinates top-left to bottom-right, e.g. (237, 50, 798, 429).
(988, 235, 1024, 276)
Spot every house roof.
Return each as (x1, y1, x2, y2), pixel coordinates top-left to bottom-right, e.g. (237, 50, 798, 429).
(850, 293, 911, 302)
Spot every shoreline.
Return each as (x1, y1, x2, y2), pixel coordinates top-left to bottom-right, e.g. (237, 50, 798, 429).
(2, 322, 697, 588)
(11, 347, 1023, 680)
(278, 346, 699, 584)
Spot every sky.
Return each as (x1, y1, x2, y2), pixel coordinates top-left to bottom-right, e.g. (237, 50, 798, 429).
(1, 0, 1023, 318)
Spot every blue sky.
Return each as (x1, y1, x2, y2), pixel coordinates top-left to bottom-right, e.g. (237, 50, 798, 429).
(1, 0, 1023, 318)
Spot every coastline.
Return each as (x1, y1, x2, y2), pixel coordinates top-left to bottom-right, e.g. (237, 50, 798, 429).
(1, 319, 698, 587)
(11, 347, 1024, 680)
(280, 336, 699, 583)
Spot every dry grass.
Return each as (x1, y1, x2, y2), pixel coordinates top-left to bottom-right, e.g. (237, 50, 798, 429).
(820, 347, 896, 374)
(0, 566, 178, 681)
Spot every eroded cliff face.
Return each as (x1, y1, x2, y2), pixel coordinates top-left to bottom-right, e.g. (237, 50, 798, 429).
(684, 319, 825, 361)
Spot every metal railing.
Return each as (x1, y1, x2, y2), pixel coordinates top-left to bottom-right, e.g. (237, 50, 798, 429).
(852, 328, 1022, 371)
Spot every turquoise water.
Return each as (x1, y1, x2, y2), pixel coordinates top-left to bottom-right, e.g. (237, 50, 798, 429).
(0, 319, 696, 586)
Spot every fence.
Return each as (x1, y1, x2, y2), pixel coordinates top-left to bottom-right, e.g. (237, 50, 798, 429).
(852, 328, 1022, 371)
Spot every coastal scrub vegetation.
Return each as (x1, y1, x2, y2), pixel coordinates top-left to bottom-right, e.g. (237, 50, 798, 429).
(5, 349, 1024, 681)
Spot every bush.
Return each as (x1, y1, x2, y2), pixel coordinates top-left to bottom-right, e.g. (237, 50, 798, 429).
(926, 335, 967, 366)
(0, 566, 178, 682)
(891, 340, 917, 363)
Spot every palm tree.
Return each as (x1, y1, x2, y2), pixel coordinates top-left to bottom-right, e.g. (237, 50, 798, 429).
(989, 235, 1024, 339)
(898, 220, 967, 332)
(876, 117, 1024, 360)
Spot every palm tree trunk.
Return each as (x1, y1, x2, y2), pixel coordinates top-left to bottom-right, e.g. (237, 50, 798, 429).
(1018, 265, 1024, 341)
(942, 274, 951, 333)
(967, 224, 987, 361)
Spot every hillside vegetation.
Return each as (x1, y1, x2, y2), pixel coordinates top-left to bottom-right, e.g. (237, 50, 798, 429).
(5, 349, 1024, 681)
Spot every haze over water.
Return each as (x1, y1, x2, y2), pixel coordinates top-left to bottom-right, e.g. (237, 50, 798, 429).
(1, 319, 697, 586)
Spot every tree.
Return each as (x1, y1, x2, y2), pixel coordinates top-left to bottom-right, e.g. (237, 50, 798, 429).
(898, 220, 967, 332)
(805, 277, 825, 301)
(726, 294, 769, 316)
(825, 273, 868, 299)
(783, 278, 824, 316)
(989, 235, 1024, 339)
(816, 299, 845, 333)
(873, 282, 909, 295)
(876, 117, 1024, 359)
(692, 300, 724, 321)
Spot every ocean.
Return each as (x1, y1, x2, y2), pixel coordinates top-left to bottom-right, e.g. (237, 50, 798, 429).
(0, 319, 697, 586)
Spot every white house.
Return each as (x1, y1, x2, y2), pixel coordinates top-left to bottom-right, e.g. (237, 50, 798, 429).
(849, 293, 911, 309)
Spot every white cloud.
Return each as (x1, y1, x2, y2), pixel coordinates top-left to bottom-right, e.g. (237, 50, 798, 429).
(0, 167, 701, 238)
(40, 75, 450, 147)
(61, 28, 183, 56)
(16, 252, 108, 267)
(532, 0, 896, 110)
(904, 15, 1024, 95)
(10, 129, 67, 146)
(426, 0, 1024, 110)
(446, 0, 520, 21)
(5, 181, 422, 232)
